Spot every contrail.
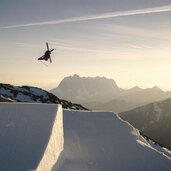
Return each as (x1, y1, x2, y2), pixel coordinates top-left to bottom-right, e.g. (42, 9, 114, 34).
(1, 5, 171, 29)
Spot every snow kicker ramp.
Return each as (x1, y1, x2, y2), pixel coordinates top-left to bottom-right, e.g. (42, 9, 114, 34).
(0, 103, 63, 171)
(53, 110, 171, 171)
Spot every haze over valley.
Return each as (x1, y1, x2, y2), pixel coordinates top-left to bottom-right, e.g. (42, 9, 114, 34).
(50, 74, 171, 113)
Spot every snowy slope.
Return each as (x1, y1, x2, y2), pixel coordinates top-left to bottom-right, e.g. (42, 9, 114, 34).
(0, 103, 170, 171)
(0, 103, 63, 171)
(0, 83, 87, 110)
(53, 110, 171, 171)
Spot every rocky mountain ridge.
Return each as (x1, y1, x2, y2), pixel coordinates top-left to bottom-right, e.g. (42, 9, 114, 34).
(50, 75, 171, 113)
(119, 98, 171, 150)
(0, 83, 87, 110)
(51, 74, 121, 103)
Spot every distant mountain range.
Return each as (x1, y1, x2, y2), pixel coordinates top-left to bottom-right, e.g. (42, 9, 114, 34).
(51, 74, 121, 103)
(1, 80, 170, 152)
(119, 98, 171, 150)
(50, 74, 171, 113)
(0, 83, 87, 110)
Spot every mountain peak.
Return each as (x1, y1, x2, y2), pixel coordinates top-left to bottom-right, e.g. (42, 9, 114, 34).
(152, 86, 162, 91)
(130, 86, 142, 91)
(51, 75, 120, 103)
(73, 74, 80, 78)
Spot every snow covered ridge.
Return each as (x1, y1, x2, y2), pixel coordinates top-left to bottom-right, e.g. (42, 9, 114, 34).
(0, 95, 14, 102)
(0, 83, 87, 110)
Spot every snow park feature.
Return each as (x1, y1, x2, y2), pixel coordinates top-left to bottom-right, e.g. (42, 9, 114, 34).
(0, 103, 63, 171)
(53, 110, 171, 171)
(0, 103, 171, 171)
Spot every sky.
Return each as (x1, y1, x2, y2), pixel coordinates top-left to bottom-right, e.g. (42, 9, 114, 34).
(1, 0, 171, 90)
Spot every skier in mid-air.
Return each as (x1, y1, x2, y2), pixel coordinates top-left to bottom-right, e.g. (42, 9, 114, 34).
(38, 42, 54, 63)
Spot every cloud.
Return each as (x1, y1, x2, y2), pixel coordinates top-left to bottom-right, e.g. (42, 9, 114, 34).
(1, 5, 171, 29)
(50, 42, 114, 54)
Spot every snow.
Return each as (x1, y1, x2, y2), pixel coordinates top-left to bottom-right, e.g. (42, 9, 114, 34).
(0, 85, 50, 102)
(29, 87, 49, 99)
(0, 87, 14, 98)
(53, 110, 171, 171)
(16, 92, 33, 102)
(0, 103, 170, 171)
(37, 105, 64, 171)
(0, 103, 63, 171)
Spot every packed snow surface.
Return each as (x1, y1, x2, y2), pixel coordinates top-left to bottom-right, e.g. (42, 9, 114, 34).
(0, 103, 63, 171)
(53, 110, 171, 171)
(0, 103, 170, 171)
